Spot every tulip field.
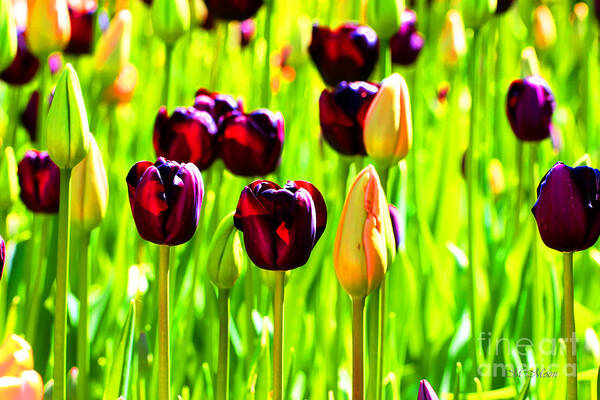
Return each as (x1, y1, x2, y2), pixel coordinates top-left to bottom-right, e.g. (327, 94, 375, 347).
(3, 0, 600, 399)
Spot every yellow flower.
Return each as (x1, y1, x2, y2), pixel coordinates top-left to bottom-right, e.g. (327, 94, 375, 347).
(534, 5, 557, 50)
(94, 9, 132, 83)
(0, 334, 43, 400)
(25, 0, 70, 56)
(440, 9, 466, 67)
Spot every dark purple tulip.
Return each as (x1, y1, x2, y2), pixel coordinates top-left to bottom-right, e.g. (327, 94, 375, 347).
(388, 204, 401, 250)
(17, 150, 60, 213)
(0, 30, 40, 85)
(65, 0, 97, 54)
(126, 157, 204, 246)
(193, 89, 243, 126)
(506, 75, 555, 142)
(234, 179, 327, 270)
(153, 106, 218, 171)
(318, 80, 379, 155)
(390, 10, 424, 66)
(418, 379, 440, 400)
(532, 163, 600, 252)
(203, 0, 263, 21)
(496, 0, 515, 14)
(21, 90, 55, 142)
(0, 234, 4, 280)
(240, 19, 255, 47)
(309, 23, 379, 87)
(219, 109, 284, 176)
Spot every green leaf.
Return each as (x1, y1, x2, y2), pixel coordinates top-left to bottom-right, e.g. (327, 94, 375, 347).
(103, 300, 136, 400)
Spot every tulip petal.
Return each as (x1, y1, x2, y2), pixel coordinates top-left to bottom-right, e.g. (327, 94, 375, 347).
(126, 160, 153, 206)
(131, 165, 168, 244)
(290, 180, 327, 241)
(164, 163, 203, 245)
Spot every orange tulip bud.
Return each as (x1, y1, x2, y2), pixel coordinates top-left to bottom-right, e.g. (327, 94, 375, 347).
(93, 9, 131, 83)
(440, 9, 466, 66)
(534, 5, 557, 50)
(0, 335, 43, 400)
(104, 62, 138, 104)
(0, 370, 43, 400)
(26, 0, 71, 56)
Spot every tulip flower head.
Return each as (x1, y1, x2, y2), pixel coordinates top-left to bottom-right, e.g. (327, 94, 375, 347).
(203, 0, 263, 21)
(0, 335, 44, 399)
(103, 62, 138, 104)
(364, 73, 412, 168)
(462, 0, 496, 28)
(0, 147, 19, 209)
(93, 9, 131, 83)
(207, 211, 243, 289)
(418, 379, 440, 400)
(334, 165, 395, 298)
(26, 0, 71, 56)
(65, 0, 97, 54)
(366, 0, 404, 40)
(309, 23, 379, 87)
(496, 0, 515, 14)
(390, 10, 424, 66)
(240, 18, 255, 47)
(17, 150, 60, 213)
(126, 157, 204, 245)
(218, 109, 284, 176)
(534, 5, 557, 50)
(0, 234, 4, 280)
(440, 10, 466, 67)
(151, 0, 190, 44)
(234, 180, 327, 270)
(193, 88, 243, 126)
(0, 30, 40, 85)
(532, 163, 600, 252)
(319, 80, 379, 155)
(506, 75, 555, 142)
(0, 0, 17, 71)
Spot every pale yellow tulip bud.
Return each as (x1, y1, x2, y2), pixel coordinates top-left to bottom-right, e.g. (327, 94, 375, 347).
(440, 9, 466, 66)
(26, 0, 71, 56)
(534, 5, 557, 50)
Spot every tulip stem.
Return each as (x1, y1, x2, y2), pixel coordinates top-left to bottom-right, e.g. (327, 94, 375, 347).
(7, 87, 21, 147)
(26, 215, 49, 345)
(244, 265, 255, 372)
(379, 38, 391, 80)
(54, 168, 72, 400)
(352, 296, 365, 400)
(158, 245, 171, 400)
(262, 0, 273, 107)
(77, 227, 91, 400)
(563, 252, 577, 400)
(216, 288, 230, 400)
(37, 55, 49, 149)
(273, 270, 285, 400)
(162, 44, 174, 109)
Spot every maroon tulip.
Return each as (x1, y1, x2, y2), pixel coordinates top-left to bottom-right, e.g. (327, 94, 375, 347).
(240, 19, 255, 47)
(193, 89, 243, 126)
(65, 0, 97, 54)
(506, 75, 556, 142)
(17, 150, 60, 213)
(390, 10, 424, 66)
(318, 80, 379, 155)
(496, 0, 515, 14)
(388, 204, 401, 250)
(153, 106, 218, 171)
(0, 234, 4, 280)
(219, 109, 284, 176)
(20, 89, 55, 142)
(0, 30, 40, 85)
(126, 157, 204, 245)
(308, 23, 379, 87)
(203, 0, 263, 21)
(418, 379, 440, 400)
(532, 162, 600, 252)
(234, 179, 327, 270)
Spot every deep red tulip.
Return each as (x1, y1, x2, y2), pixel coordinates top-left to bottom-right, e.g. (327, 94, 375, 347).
(17, 150, 60, 213)
(388, 204, 401, 250)
(532, 162, 600, 252)
(308, 23, 379, 87)
(193, 88, 243, 126)
(203, 0, 263, 21)
(496, 0, 515, 14)
(234, 179, 327, 270)
(0, 234, 4, 280)
(65, 0, 97, 54)
(240, 18, 255, 47)
(153, 106, 218, 171)
(0, 30, 40, 85)
(219, 109, 284, 176)
(390, 10, 424, 66)
(319, 80, 379, 155)
(126, 157, 204, 245)
(506, 75, 555, 142)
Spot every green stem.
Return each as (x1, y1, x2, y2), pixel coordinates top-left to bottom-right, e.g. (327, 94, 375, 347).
(514, 141, 524, 237)
(262, 0, 273, 107)
(53, 168, 72, 400)
(37, 56, 49, 149)
(379, 38, 391, 80)
(563, 252, 577, 400)
(158, 245, 171, 400)
(7, 87, 22, 147)
(352, 296, 365, 400)
(216, 288, 230, 400)
(273, 271, 285, 400)
(77, 228, 91, 400)
(25, 215, 49, 346)
(162, 44, 174, 109)
(209, 24, 226, 91)
(244, 265, 255, 372)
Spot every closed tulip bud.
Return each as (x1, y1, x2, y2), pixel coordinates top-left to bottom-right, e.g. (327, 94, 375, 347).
(207, 211, 243, 289)
(520, 46, 540, 77)
(94, 9, 131, 83)
(219, 109, 284, 176)
(319, 80, 379, 155)
(506, 75, 555, 142)
(203, 0, 263, 21)
(46, 64, 90, 169)
(440, 10, 466, 67)
(0, 0, 17, 71)
(153, 106, 218, 171)
(488, 158, 505, 196)
(534, 5, 557, 50)
(239, 18, 255, 47)
(388, 204, 401, 250)
(65, 0, 97, 54)
(309, 23, 379, 87)
(193, 88, 243, 126)
(462, 0, 496, 28)
(418, 379, 440, 400)
(151, 0, 190, 44)
(26, 0, 71, 56)
(390, 10, 424, 66)
(0, 234, 4, 280)
(0, 334, 34, 376)
(334, 165, 394, 298)
(532, 163, 600, 252)
(0, 147, 19, 209)
(126, 157, 204, 245)
(17, 150, 60, 213)
(234, 180, 327, 270)
(364, 73, 412, 168)
(70, 135, 108, 231)
(103, 62, 138, 104)
(366, 0, 404, 40)
(0, 30, 40, 85)
(0, 370, 44, 399)
(496, 0, 515, 15)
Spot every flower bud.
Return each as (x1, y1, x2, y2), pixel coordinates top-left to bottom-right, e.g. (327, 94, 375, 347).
(151, 0, 190, 44)
(193, 88, 243, 127)
(506, 75, 555, 142)
(364, 73, 412, 168)
(26, 0, 71, 56)
(0, 334, 34, 376)
(366, 0, 403, 40)
(462, 0, 496, 28)
(496, 0, 515, 15)
(487, 158, 505, 196)
(93, 9, 131, 83)
(0, 0, 17, 71)
(418, 379, 440, 400)
(0, 147, 19, 209)
(534, 5, 557, 50)
(390, 10, 424, 66)
(240, 18, 255, 47)
(520, 46, 540, 77)
(0, 370, 44, 399)
(440, 10, 466, 67)
(0, 30, 40, 85)
(103, 62, 138, 104)
(71, 135, 108, 231)
(17, 150, 60, 213)
(207, 211, 243, 289)
(65, 0, 97, 54)
(334, 165, 394, 298)
(204, 0, 263, 21)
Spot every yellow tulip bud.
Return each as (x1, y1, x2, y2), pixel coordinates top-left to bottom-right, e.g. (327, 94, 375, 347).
(0, 335, 33, 377)
(104, 62, 138, 104)
(70, 135, 108, 231)
(364, 73, 412, 168)
(151, 0, 190, 45)
(534, 5, 557, 50)
(0, 147, 19, 209)
(207, 211, 243, 289)
(94, 9, 132, 83)
(25, 0, 71, 56)
(0, 370, 43, 399)
(487, 158, 505, 196)
(520, 46, 540, 77)
(0, 0, 17, 71)
(334, 165, 394, 299)
(440, 9, 466, 67)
